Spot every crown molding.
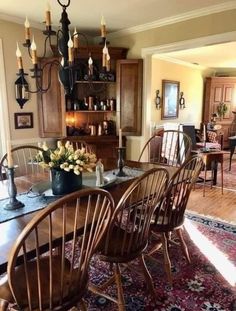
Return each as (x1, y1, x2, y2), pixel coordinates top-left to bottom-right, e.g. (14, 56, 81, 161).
(152, 54, 207, 70)
(107, 1, 236, 39)
(0, 13, 44, 30)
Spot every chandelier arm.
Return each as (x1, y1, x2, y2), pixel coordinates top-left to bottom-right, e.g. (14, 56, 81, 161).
(41, 35, 51, 58)
(27, 60, 60, 93)
(27, 46, 32, 60)
(56, 29, 69, 59)
(57, 0, 70, 8)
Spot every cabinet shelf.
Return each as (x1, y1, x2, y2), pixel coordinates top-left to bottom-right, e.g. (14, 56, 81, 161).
(75, 81, 116, 84)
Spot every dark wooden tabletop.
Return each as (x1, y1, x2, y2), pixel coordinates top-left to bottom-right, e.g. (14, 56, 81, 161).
(0, 161, 177, 274)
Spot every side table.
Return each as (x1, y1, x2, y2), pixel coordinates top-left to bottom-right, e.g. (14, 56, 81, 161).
(228, 136, 236, 170)
(200, 151, 225, 197)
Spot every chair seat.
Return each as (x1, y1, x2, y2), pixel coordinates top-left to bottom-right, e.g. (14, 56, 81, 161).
(0, 256, 87, 309)
(196, 142, 221, 150)
(98, 228, 147, 263)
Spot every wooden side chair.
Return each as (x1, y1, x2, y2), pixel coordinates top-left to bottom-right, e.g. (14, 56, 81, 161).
(148, 155, 203, 285)
(138, 130, 192, 167)
(89, 168, 169, 310)
(0, 188, 114, 311)
(0, 145, 47, 181)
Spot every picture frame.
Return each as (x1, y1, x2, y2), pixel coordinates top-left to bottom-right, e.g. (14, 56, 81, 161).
(14, 112, 33, 129)
(161, 80, 180, 119)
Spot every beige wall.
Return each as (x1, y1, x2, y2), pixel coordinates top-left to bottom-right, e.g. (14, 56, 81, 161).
(109, 9, 236, 160)
(0, 19, 45, 145)
(110, 9, 236, 58)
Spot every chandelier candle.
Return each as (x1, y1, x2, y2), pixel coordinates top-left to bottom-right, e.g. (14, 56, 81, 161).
(119, 128, 122, 148)
(7, 141, 14, 168)
(45, 2, 51, 27)
(101, 16, 106, 38)
(24, 17, 30, 41)
(16, 43, 23, 70)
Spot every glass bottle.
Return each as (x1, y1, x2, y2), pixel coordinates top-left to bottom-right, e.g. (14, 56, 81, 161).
(96, 159, 104, 186)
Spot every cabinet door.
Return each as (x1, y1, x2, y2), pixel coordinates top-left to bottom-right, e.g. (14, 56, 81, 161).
(211, 83, 235, 120)
(116, 59, 143, 136)
(37, 58, 65, 138)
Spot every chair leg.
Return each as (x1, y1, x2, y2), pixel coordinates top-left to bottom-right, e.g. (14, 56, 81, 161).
(175, 228, 191, 264)
(221, 160, 224, 195)
(203, 165, 207, 197)
(114, 264, 126, 311)
(0, 299, 9, 311)
(161, 233, 172, 285)
(138, 254, 156, 298)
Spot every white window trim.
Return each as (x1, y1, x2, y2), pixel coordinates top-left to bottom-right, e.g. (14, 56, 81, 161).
(0, 38, 10, 155)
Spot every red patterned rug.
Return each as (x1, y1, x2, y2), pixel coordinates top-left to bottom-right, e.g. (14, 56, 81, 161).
(84, 214, 236, 311)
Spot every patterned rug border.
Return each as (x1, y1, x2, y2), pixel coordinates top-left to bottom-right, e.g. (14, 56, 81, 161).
(186, 211, 236, 234)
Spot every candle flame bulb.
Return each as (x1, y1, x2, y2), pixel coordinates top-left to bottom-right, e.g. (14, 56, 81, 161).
(101, 15, 106, 38)
(16, 42, 23, 70)
(30, 37, 37, 50)
(88, 56, 93, 75)
(16, 42, 22, 57)
(24, 16, 30, 28)
(24, 16, 30, 41)
(30, 36, 37, 65)
(73, 27, 79, 49)
(67, 32, 74, 63)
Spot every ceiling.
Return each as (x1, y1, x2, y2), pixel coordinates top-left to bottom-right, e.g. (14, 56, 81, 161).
(158, 42, 236, 69)
(0, 0, 236, 69)
(0, 0, 234, 36)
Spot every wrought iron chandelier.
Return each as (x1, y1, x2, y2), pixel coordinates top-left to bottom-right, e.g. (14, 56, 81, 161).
(15, 0, 110, 108)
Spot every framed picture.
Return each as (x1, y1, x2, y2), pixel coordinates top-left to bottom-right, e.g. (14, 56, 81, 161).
(161, 80, 180, 119)
(14, 112, 33, 129)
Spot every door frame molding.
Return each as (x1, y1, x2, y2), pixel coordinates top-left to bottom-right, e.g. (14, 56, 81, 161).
(141, 30, 236, 148)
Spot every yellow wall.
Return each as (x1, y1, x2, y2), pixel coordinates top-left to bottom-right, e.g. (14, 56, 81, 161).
(151, 58, 204, 128)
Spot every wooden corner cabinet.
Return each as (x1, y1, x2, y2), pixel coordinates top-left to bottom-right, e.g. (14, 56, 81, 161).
(203, 77, 236, 148)
(37, 46, 143, 160)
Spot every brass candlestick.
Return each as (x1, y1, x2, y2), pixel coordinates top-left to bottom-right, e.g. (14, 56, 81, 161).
(116, 147, 127, 177)
(4, 167, 24, 210)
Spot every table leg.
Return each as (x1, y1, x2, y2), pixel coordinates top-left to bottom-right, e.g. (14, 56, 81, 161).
(212, 160, 218, 186)
(229, 145, 236, 171)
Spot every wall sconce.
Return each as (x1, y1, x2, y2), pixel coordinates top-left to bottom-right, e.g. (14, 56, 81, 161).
(155, 90, 161, 110)
(179, 91, 185, 109)
(15, 76, 29, 109)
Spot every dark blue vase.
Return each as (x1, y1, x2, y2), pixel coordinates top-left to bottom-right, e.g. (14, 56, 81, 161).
(51, 169, 82, 195)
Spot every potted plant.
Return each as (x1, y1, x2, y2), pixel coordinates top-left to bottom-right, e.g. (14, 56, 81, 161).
(216, 102, 228, 120)
(37, 141, 97, 195)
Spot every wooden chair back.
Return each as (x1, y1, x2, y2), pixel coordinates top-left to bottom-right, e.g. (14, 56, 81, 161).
(138, 130, 192, 167)
(0, 145, 47, 180)
(153, 155, 203, 231)
(7, 188, 114, 310)
(102, 168, 169, 262)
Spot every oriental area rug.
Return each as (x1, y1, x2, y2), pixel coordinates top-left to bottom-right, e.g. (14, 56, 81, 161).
(79, 214, 236, 311)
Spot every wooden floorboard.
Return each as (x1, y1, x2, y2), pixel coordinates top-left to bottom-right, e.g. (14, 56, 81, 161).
(187, 184, 236, 224)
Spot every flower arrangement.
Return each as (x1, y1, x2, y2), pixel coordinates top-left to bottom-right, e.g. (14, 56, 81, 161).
(216, 102, 228, 118)
(37, 141, 97, 175)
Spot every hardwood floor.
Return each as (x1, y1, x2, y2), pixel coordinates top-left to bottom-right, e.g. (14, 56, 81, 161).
(187, 184, 236, 224)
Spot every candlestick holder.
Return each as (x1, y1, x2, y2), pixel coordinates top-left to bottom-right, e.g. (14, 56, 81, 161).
(4, 167, 25, 210)
(116, 147, 127, 177)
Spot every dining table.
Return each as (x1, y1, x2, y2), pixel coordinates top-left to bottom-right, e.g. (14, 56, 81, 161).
(0, 160, 178, 275)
